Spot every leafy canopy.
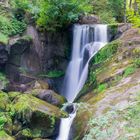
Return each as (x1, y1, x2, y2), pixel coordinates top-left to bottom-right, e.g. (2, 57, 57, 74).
(37, 0, 92, 31)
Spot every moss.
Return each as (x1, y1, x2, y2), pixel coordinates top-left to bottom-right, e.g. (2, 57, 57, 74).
(0, 91, 11, 111)
(8, 92, 21, 101)
(0, 130, 15, 140)
(123, 66, 136, 77)
(108, 23, 118, 37)
(91, 40, 121, 64)
(97, 83, 107, 93)
(13, 94, 68, 124)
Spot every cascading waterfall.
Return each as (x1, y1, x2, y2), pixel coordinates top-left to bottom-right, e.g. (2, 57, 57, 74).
(57, 24, 108, 140)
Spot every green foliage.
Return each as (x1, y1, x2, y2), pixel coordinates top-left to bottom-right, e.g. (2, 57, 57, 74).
(123, 66, 136, 77)
(97, 84, 107, 93)
(0, 33, 8, 45)
(92, 40, 121, 64)
(37, 0, 92, 31)
(93, 0, 124, 23)
(127, 0, 140, 27)
(0, 15, 26, 37)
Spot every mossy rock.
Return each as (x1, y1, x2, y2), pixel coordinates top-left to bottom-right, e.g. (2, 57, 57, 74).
(0, 130, 15, 140)
(28, 89, 67, 107)
(12, 94, 68, 138)
(0, 91, 11, 111)
(8, 92, 22, 101)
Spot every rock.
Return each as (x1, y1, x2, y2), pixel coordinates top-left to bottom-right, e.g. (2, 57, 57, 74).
(0, 131, 15, 140)
(32, 80, 49, 90)
(6, 36, 41, 84)
(0, 44, 8, 70)
(79, 14, 100, 24)
(27, 89, 66, 107)
(12, 94, 68, 138)
(64, 103, 75, 114)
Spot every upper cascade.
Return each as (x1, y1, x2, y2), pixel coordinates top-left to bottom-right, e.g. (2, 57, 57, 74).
(62, 24, 108, 103)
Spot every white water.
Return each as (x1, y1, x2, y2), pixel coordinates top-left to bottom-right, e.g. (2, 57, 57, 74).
(57, 24, 108, 140)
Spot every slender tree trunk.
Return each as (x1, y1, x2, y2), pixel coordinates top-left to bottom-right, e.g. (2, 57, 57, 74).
(124, 0, 127, 23)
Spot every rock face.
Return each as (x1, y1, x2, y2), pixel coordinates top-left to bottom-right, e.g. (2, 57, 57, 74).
(6, 26, 71, 93)
(79, 15, 100, 24)
(0, 44, 8, 70)
(72, 28, 140, 139)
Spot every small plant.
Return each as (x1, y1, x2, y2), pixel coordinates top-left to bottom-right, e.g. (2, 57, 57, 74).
(97, 83, 107, 92)
(123, 66, 136, 77)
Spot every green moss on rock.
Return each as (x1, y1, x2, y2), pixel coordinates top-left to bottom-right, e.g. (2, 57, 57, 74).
(0, 130, 15, 140)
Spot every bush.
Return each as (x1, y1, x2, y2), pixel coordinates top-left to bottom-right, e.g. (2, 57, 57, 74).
(0, 15, 27, 37)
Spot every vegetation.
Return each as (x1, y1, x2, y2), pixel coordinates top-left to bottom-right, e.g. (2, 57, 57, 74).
(127, 0, 140, 27)
(37, 0, 92, 31)
(92, 40, 121, 64)
(123, 66, 136, 77)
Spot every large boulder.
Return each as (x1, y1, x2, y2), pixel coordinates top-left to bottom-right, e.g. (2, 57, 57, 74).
(12, 94, 68, 139)
(27, 89, 67, 107)
(79, 15, 100, 24)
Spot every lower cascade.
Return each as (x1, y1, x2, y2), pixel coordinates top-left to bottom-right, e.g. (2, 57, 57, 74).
(57, 24, 108, 140)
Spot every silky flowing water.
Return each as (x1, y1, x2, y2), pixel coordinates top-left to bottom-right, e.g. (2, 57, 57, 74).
(57, 24, 108, 140)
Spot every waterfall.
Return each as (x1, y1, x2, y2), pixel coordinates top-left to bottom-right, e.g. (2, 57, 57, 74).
(57, 24, 108, 140)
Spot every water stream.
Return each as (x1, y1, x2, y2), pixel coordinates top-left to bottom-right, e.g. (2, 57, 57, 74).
(57, 24, 108, 140)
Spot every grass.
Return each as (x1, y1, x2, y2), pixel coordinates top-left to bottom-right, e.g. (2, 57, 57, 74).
(97, 83, 107, 93)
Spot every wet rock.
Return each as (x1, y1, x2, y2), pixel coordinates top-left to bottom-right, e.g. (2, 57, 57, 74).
(64, 104, 74, 114)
